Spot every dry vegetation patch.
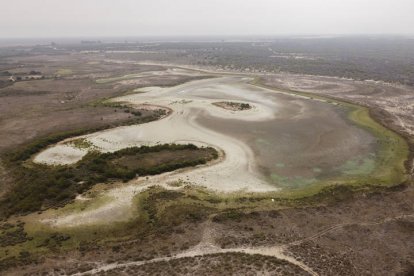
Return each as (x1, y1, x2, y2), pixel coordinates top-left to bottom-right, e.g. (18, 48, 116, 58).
(212, 101, 252, 111)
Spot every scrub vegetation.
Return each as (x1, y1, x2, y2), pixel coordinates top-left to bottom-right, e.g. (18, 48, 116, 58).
(0, 186, 221, 271)
(0, 144, 218, 218)
(212, 101, 252, 111)
(0, 181, 407, 273)
(0, 39, 413, 275)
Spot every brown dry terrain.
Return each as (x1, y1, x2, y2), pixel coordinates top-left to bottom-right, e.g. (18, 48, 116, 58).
(3, 184, 413, 275)
(0, 55, 210, 198)
(0, 43, 413, 275)
(94, 253, 309, 275)
(0, 57, 208, 153)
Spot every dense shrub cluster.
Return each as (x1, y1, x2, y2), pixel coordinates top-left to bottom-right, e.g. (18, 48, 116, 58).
(0, 222, 29, 247)
(214, 101, 252, 111)
(0, 144, 217, 217)
(140, 189, 212, 229)
(225, 102, 251, 110)
(82, 144, 215, 182)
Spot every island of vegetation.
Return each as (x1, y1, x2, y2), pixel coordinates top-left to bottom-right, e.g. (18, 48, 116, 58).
(212, 101, 252, 111)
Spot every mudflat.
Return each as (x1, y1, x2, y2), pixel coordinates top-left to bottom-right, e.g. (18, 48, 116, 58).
(35, 76, 380, 191)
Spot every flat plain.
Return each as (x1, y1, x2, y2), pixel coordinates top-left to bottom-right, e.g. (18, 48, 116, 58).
(0, 38, 413, 275)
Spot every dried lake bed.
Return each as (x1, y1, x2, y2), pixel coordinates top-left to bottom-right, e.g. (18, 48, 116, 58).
(33, 73, 408, 226)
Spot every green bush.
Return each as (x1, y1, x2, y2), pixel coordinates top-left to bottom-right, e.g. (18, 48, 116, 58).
(0, 143, 218, 217)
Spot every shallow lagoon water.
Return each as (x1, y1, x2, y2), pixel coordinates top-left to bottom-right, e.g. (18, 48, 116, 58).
(194, 81, 377, 188)
(35, 76, 378, 190)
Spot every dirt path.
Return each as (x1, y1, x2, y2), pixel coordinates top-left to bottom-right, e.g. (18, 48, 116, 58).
(74, 219, 318, 276)
(287, 213, 414, 248)
(72, 212, 414, 275)
(74, 246, 317, 276)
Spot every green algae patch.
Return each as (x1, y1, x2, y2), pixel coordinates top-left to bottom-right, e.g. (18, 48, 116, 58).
(346, 106, 409, 185)
(339, 157, 376, 176)
(254, 80, 410, 194)
(270, 173, 317, 189)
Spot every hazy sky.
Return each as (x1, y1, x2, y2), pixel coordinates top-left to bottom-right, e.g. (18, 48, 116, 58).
(0, 0, 413, 37)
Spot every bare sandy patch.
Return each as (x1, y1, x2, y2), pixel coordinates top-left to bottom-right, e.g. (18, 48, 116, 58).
(33, 144, 87, 165)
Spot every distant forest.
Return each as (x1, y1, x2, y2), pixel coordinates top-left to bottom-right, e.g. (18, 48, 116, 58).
(1, 36, 414, 85)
